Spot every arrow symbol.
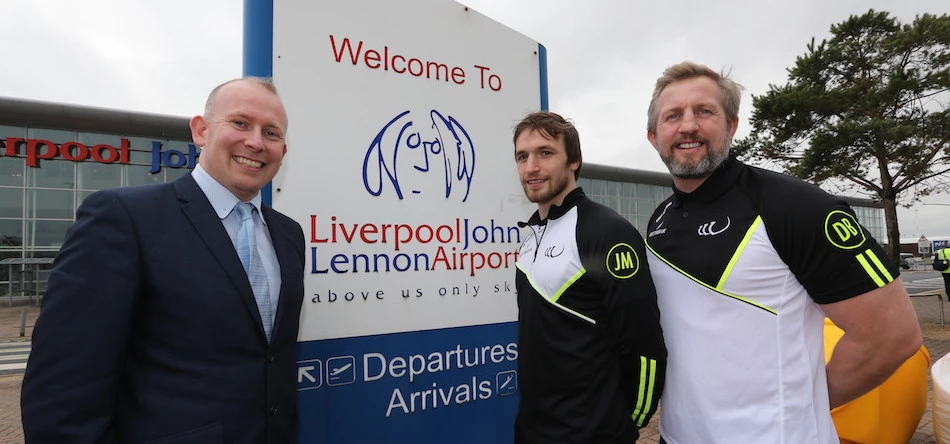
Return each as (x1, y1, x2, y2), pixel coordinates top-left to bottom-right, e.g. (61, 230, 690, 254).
(298, 365, 316, 383)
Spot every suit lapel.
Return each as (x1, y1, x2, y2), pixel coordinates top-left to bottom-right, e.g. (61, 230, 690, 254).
(173, 175, 267, 341)
(262, 205, 294, 339)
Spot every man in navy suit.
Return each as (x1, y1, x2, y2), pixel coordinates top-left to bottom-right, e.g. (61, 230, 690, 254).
(21, 77, 306, 443)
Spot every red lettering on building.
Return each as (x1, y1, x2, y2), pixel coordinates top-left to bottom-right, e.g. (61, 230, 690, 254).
(3, 137, 130, 167)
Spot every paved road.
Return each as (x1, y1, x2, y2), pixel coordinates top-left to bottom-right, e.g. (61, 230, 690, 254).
(0, 343, 28, 377)
(905, 270, 947, 294)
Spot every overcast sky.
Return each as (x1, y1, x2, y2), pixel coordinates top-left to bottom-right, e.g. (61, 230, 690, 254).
(1, 0, 947, 240)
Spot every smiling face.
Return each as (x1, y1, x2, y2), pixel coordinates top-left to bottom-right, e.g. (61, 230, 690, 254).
(191, 79, 288, 202)
(515, 128, 579, 219)
(647, 76, 738, 193)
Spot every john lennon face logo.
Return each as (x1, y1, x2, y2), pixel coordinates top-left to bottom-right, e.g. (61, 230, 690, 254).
(362, 110, 476, 202)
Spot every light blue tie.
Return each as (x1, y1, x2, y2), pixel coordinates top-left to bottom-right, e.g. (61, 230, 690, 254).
(235, 203, 272, 341)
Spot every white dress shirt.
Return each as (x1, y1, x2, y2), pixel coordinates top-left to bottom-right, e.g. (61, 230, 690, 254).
(191, 164, 281, 320)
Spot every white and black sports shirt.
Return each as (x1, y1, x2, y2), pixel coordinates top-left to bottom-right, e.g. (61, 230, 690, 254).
(647, 156, 896, 444)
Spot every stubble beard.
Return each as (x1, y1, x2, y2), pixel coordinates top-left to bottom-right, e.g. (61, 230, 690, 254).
(665, 137, 732, 180)
(525, 173, 571, 205)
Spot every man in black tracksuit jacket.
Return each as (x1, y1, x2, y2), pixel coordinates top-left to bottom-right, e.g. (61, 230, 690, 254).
(512, 111, 666, 444)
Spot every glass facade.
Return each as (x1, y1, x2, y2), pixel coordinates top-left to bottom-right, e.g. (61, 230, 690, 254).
(0, 124, 193, 292)
(578, 177, 670, 234)
(851, 205, 887, 243)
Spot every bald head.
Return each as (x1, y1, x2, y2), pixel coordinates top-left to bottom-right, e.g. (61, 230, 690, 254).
(204, 77, 281, 120)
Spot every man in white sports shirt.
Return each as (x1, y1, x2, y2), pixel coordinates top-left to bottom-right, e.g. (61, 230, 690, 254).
(643, 61, 922, 444)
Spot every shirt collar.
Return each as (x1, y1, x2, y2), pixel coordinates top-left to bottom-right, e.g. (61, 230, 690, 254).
(672, 155, 743, 205)
(522, 187, 586, 226)
(191, 164, 266, 224)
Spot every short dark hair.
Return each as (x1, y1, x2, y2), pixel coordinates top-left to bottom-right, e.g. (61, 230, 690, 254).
(513, 111, 582, 179)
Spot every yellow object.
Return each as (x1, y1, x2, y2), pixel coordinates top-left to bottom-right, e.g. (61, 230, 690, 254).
(823, 318, 929, 444)
(932, 352, 950, 443)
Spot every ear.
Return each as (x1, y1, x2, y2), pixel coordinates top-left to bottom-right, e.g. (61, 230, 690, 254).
(728, 117, 739, 138)
(190, 115, 208, 147)
(569, 160, 580, 172)
(647, 130, 659, 149)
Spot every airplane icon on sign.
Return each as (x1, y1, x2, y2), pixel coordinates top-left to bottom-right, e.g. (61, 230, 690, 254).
(330, 362, 352, 377)
(495, 370, 517, 396)
(327, 356, 356, 386)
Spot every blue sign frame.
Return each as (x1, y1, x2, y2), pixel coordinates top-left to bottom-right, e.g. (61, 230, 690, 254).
(245, 1, 548, 441)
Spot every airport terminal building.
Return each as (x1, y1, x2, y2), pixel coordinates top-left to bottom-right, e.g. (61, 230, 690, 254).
(0, 97, 886, 299)
(0, 98, 195, 299)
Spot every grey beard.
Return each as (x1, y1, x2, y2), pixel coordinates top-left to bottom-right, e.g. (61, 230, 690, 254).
(666, 139, 731, 180)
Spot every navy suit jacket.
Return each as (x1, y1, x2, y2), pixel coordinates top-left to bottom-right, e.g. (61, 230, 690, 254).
(21, 174, 306, 444)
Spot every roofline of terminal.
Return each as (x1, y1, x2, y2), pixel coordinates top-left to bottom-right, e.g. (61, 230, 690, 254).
(580, 163, 673, 188)
(0, 96, 192, 141)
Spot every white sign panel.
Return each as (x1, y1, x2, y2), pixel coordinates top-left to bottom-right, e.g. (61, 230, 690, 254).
(270, 0, 544, 441)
